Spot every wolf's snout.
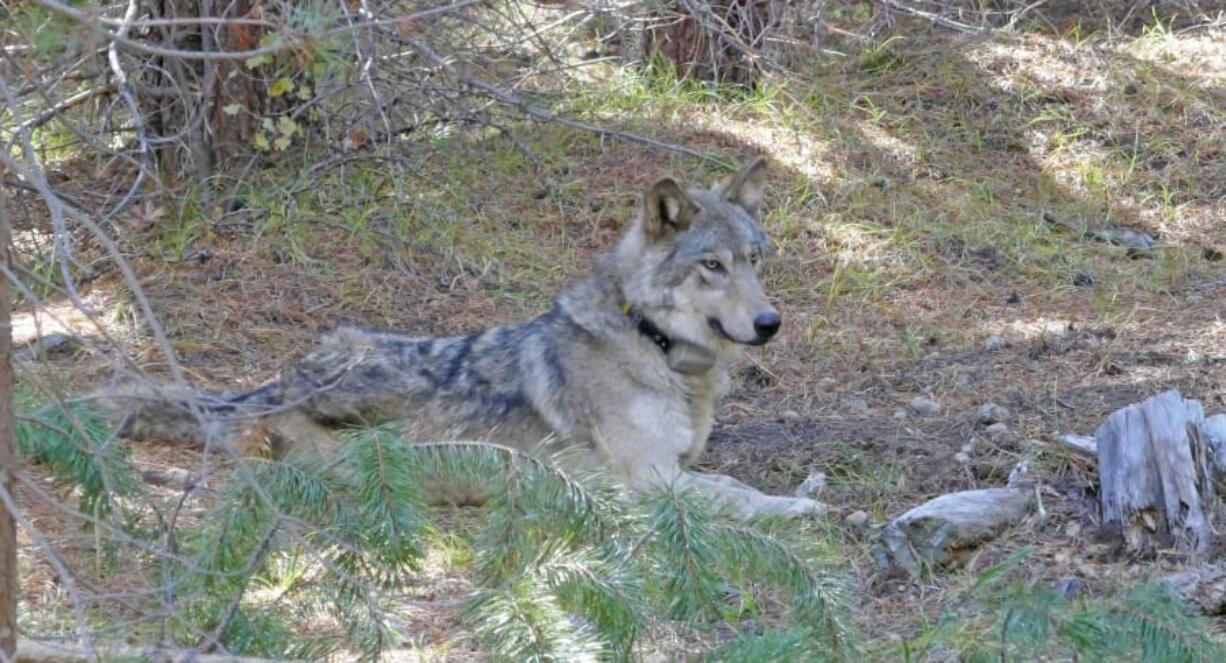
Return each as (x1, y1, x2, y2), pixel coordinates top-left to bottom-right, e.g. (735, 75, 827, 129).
(753, 311, 781, 341)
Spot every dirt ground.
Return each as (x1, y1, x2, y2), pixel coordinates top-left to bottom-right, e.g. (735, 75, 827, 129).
(8, 17, 1226, 660)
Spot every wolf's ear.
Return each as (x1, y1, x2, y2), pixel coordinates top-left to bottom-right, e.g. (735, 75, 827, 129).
(724, 157, 768, 214)
(643, 177, 699, 242)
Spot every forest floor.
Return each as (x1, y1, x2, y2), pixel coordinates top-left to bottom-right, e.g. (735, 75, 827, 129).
(10, 14, 1226, 661)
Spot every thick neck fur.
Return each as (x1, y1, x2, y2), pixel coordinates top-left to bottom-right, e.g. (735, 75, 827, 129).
(554, 218, 745, 380)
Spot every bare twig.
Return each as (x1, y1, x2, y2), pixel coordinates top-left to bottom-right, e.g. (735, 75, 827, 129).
(880, 0, 988, 33)
(32, 0, 489, 61)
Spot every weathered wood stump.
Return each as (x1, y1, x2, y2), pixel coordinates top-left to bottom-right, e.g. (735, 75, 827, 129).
(1097, 390, 1216, 555)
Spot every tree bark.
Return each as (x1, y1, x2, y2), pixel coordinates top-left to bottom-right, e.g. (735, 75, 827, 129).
(0, 168, 18, 659)
(643, 0, 775, 85)
(1097, 390, 1216, 555)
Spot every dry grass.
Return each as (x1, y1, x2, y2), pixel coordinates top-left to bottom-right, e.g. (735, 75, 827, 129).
(11, 17, 1226, 660)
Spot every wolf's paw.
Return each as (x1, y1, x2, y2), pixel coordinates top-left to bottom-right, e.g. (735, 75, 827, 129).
(776, 496, 827, 518)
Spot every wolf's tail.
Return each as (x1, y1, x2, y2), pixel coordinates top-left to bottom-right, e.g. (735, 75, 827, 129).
(93, 380, 280, 446)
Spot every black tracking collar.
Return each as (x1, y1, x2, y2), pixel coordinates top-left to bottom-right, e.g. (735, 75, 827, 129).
(622, 302, 672, 354)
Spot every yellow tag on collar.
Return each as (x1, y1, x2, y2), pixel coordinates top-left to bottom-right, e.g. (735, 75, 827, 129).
(621, 301, 632, 314)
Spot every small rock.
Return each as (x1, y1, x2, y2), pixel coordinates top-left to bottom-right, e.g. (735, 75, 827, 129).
(984, 334, 1007, 351)
(781, 410, 801, 421)
(961, 439, 977, 454)
(893, 408, 908, 421)
(1060, 434, 1097, 457)
(845, 510, 870, 528)
(976, 402, 1011, 425)
(954, 373, 971, 387)
(1073, 271, 1096, 287)
(1005, 291, 1022, 305)
(954, 452, 971, 464)
(986, 422, 1011, 442)
(1053, 577, 1086, 599)
(817, 377, 838, 391)
(794, 471, 827, 499)
(909, 396, 940, 416)
(847, 397, 869, 414)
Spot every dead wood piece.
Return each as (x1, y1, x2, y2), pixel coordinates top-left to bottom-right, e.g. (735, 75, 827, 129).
(16, 639, 303, 663)
(14, 333, 82, 361)
(1041, 212, 1156, 256)
(1162, 564, 1226, 615)
(1060, 433, 1098, 457)
(140, 466, 197, 491)
(875, 488, 1032, 577)
(1089, 227, 1156, 254)
(1203, 414, 1226, 473)
(1097, 390, 1215, 555)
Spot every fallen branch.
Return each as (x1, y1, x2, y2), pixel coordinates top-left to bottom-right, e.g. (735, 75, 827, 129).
(880, 0, 987, 33)
(14, 85, 116, 133)
(16, 639, 303, 663)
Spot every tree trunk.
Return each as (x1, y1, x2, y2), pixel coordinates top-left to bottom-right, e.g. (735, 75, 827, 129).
(0, 170, 18, 659)
(1097, 390, 1216, 555)
(144, 0, 280, 197)
(643, 0, 775, 85)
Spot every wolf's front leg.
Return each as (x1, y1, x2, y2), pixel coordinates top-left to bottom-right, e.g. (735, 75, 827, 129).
(677, 471, 827, 519)
(593, 400, 825, 520)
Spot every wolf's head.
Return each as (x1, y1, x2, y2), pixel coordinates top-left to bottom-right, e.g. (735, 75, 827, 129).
(614, 157, 781, 353)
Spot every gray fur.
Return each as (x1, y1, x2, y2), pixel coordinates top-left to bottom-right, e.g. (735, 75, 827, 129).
(103, 158, 824, 519)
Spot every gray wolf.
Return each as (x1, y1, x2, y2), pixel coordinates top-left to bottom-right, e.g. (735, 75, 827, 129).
(107, 158, 825, 519)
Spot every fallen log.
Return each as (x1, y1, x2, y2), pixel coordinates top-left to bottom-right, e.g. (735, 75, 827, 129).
(874, 487, 1032, 577)
(16, 639, 302, 663)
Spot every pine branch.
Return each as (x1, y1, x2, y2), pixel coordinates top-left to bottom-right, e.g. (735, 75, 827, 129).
(535, 544, 643, 659)
(708, 627, 828, 663)
(712, 522, 858, 659)
(15, 401, 139, 515)
(468, 574, 605, 663)
(643, 488, 726, 622)
(146, 431, 857, 661)
(1100, 583, 1226, 662)
(338, 427, 432, 579)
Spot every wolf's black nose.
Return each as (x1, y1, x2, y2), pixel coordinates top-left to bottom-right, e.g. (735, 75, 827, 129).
(753, 312, 781, 339)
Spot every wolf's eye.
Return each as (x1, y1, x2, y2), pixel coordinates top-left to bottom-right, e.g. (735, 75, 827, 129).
(702, 259, 724, 272)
